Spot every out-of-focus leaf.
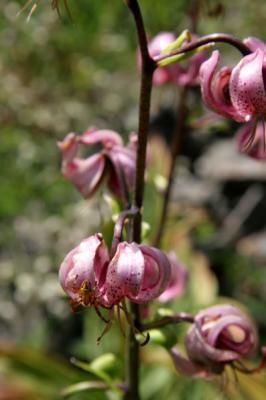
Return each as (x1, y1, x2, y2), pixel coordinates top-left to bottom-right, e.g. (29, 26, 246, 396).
(142, 221, 151, 241)
(0, 343, 81, 383)
(89, 353, 119, 375)
(190, 252, 218, 305)
(61, 380, 108, 398)
(146, 327, 176, 349)
(70, 357, 121, 394)
(103, 194, 121, 222)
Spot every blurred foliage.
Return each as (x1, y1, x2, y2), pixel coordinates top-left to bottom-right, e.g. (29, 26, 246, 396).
(1, 0, 266, 399)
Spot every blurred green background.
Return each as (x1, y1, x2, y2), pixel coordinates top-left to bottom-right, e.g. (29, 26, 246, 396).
(1, 0, 266, 399)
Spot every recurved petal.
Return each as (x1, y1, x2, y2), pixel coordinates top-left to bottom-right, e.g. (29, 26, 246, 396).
(62, 153, 106, 198)
(106, 145, 136, 196)
(80, 128, 123, 147)
(59, 234, 107, 300)
(195, 304, 242, 323)
(132, 245, 171, 303)
(93, 234, 110, 289)
(200, 51, 244, 122)
(200, 51, 222, 112)
(58, 133, 78, 162)
(105, 242, 145, 304)
(243, 36, 266, 53)
(230, 49, 266, 118)
(169, 347, 211, 377)
(186, 324, 239, 364)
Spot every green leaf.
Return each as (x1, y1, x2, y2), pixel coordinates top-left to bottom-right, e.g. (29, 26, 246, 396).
(158, 43, 214, 67)
(61, 381, 108, 398)
(142, 221, 151, 241)
(89, 353, 118, 375)
(70, 358, 121, 394)
(147, 326, 177, 350)
(103, 193, 121, 220)
(160, 29, 191, 55)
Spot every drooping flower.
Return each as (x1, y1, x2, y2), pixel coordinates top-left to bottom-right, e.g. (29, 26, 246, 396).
(200, 38, 266, 159)
(105, 242, 171, 304)
(59, 233, 110, 310)
(58, 128, 136, 199)
(159, 252, 188, 302)
(137, 32, 207, 87)
(170, 304, 257, 377)
(59, 234, 171, 309)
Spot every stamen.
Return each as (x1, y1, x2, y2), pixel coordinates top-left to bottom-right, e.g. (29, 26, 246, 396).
(96, 310, 113, 346)
(242, 120, 258, 152)
(94, 303, 111, 324)
(51, 0, 72, 20)
(118, 300, 150, 345)
(26, 3, 37, 22)
(232, 348, 266, 375)
(16, 0, 34, 17)
(263, 120, 266, 154)
(230, 363, 239, 384)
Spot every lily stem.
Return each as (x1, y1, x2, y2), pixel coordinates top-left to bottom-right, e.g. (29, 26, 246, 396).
(155, 33, 251, 64)
(140, 312, 194, 331)
(124, 1, 155, 399)
(154, 86, 189, 248)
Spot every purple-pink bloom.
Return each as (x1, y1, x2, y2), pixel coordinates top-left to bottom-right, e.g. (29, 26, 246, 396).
(59, 234, 110, 309)
(137, 32, 207, 87)
(105, 242, 171, 304)
(58, 128, 136, 198)
(158, 252, 188, 302)
(200, 38, 266, 160)
(170, 304, 257, 376)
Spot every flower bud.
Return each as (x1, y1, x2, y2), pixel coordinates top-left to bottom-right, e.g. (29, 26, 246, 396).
(185, 304, 257, 372)
(105, 242, 171, 304)
(59, 234, 110, 308)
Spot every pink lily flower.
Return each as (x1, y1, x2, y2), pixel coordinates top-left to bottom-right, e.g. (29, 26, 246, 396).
(170, 304, 257, 376)
(105, 242, 171, 304)
(58, 128, 136, 199)
(59, 233, 110, 310)
(200, 37, 266, 159)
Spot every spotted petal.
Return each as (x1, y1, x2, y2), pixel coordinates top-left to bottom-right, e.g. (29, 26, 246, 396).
(230, 49, 266, 119)
(200, 51, 244, 122)
(105, 242, 145, 304)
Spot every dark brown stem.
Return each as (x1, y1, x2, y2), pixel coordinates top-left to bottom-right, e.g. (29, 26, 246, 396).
(124, 1, 155, 399)
(140, 312, 194, 331)
(154, 86, 189, 248)
(125, 0, 156, 244)
(111, 206, 139, 257)
(189, 0, 200, 32)
(155, 33, 251, 64)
